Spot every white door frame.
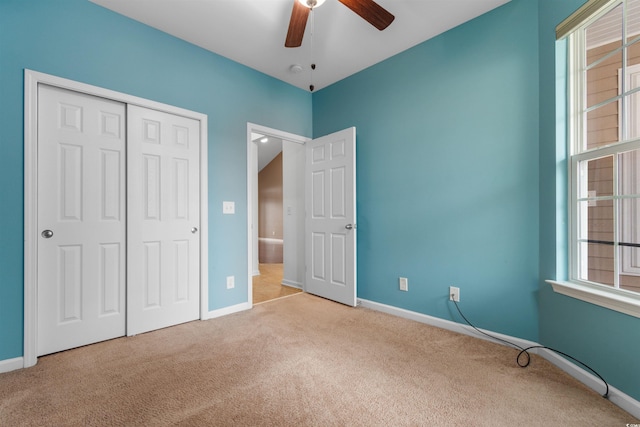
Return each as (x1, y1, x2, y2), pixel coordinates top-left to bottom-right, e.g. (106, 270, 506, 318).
(23, 69, 209, 368)
(246, 123, 309, 305)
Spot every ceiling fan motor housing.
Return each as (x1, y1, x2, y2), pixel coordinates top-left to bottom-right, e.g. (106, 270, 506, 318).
(299, 0, 322, 8)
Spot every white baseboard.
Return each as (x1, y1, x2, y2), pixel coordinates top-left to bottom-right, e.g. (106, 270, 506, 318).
(538, 348, 640, 419)
(204, 302, 251, 320)
(357, 298, 640, 419)
(0, 357, 24, 374)
(281, 279, 302, 289)
(358, 298, 539, 349)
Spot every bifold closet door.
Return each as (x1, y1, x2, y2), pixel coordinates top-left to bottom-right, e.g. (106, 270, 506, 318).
(126, 105, 201, 336)
(37, 85, 126, 356)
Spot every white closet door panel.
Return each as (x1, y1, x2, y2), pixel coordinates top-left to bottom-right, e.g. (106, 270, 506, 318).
(37, 85, 126, 356)
(127, 105, 200, 335)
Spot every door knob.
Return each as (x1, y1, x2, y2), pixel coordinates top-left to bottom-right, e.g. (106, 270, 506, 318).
(41, 230, 54, 238)
(191, 227, 198, 234)
(345, 224, 355, 230)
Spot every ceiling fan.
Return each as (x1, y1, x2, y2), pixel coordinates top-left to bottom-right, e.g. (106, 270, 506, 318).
(285, 0, 395, 48)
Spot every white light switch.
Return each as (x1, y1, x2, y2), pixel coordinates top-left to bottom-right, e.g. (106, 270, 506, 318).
(226, 276, 235, 289)
(223, 201, 235, 214)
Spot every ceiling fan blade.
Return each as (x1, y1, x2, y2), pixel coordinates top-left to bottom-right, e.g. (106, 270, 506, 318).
(285, 0, 310, 48)
(338, 0, 395, 31)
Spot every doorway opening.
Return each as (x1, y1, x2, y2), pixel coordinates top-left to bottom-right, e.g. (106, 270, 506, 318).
(247, 124, 308, 305)
(247, 124, 357, 307)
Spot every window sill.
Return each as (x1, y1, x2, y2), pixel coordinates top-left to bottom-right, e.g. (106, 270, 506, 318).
(546, 280, 640, 318)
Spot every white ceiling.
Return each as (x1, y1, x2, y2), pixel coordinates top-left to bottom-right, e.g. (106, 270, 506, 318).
(89, 0, 510, 91)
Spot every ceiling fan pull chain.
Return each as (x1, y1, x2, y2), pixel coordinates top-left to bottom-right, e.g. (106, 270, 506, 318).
(310, 10, 315, 92)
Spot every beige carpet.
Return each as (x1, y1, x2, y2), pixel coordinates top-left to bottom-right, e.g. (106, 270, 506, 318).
(0, 293, 636, 426)
(253, 263, 302, 304)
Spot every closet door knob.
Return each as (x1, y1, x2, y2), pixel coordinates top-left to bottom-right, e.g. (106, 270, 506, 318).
(41, 230, 54, 238)
(191, 227, 198, 234)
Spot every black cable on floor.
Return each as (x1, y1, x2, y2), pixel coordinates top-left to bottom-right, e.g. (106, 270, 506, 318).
(450, 298, 610, 399)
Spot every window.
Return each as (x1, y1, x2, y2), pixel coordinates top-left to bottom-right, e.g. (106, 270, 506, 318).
(554, 0, 640, 317)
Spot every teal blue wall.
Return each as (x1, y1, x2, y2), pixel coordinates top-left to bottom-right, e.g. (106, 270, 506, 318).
(538, 0, 640, 401)
(312, 0, 639, 402)
(0, 0, 311, 361)
(314, 0, 541, 341)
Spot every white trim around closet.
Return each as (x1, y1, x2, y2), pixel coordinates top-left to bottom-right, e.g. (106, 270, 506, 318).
(23, 69, 209, 368)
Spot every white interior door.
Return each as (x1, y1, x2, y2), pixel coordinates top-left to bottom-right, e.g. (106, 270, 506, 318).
(127, 105, 201, 335)
(305, 127, 357, 306)
(37, 85, 126, 356)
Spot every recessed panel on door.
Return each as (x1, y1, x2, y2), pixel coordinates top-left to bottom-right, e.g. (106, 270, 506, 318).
(331, 233, 346, 286)
(144, 241, 162, 309)
(330, 139, 345, 159)
(58, 245, 83, 323)
(174, 240, 190, 301)
(101, 149, 122, 221)
(143, 155, 161, 220)
(312, 170, 326, 219)
(99, 242, 121, 316)
(330, 166, 346, 219)
(174, 158, 189, 219)
(59, 144, 83, 221)
(311, 232, 326, 281)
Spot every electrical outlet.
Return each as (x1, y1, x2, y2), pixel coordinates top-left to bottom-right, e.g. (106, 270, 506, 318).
(226, 276, 235, 289)
(399, 277, 408, 291)
(449, 286, 460, 302)
(223, 201, 235, 214)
